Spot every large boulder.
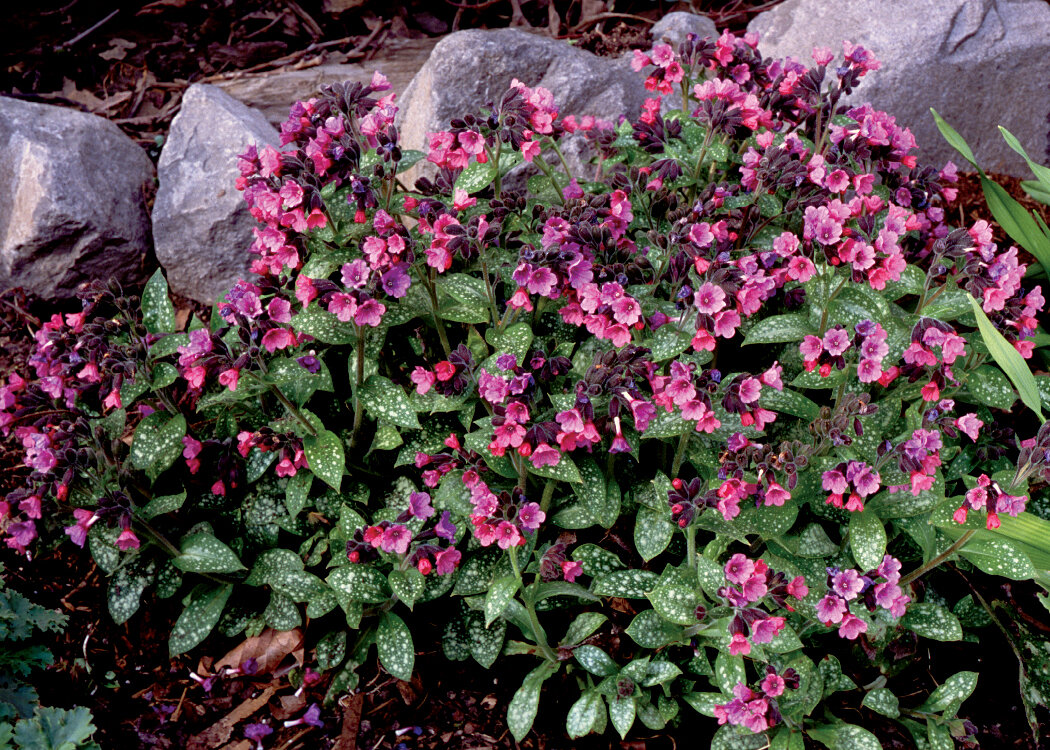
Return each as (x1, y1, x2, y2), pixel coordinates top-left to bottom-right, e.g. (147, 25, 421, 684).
(748, 0, 1050, 176)
(396, 28, 649, 183)
(154, 84, 280, 304)
(0, 98, 153, 299)
(214, 38, 437, 126)
(651, 11, 718, 49)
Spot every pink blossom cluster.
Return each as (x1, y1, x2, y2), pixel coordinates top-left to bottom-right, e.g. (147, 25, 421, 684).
(348, 492, 461, 576)
(816, 556, 910, 639)
(714, 666, 799, 734)
(890, 429, 943, 496)
(901, 321, 967, 402)
(719, 553, 808, 656)
(821, 460, 881, 512)
(462, 469, 544, 549)
(954, 474, 1026, 529)
(650, 360, 721, 434)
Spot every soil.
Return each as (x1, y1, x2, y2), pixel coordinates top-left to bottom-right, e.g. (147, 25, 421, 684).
(4, 1, 1050, 748)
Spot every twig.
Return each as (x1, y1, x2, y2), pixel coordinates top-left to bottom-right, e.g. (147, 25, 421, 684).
(56, 9, 119, 50)
(569, 11, 655, 32)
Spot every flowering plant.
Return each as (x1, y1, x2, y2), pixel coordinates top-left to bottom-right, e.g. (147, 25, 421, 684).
(4, 29, 1050, 747)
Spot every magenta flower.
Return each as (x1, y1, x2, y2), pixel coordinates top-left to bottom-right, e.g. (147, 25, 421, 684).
(530, 443, 561, 468)
(750, 616, 784, 644)
(518, 502, 545, 531)
(695, 283, 726, 314)
(380, 525, 412, 555)
(261, 328, 296, 353)
(435, 547, 461, 575)
(831, 569, 863, 600)
(495, 521, 522, 549)
(955, 413, 983, 442)
(837, 613, 868, 640)
(815, 594, 846, 624)
(408, 492, 434, 520)
(354, 298, 386, 327)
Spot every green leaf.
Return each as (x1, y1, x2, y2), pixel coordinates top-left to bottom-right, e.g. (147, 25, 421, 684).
(359, 375, 421, 429)
(968, 294, 1043, 420)
(291, 305, 357, 345)
(264, 591, 301, 630)
(981, 173, 1050, 277)
(108, 562, 154, 626)
(931, 108, 977, 166)
(487, 322, 533, 366)
(759, 387, 820, 421)
(466, 611, 505, 668)
(574, 645, 619, 676)
(608, 695, 636, 740)
(316, 631, 346, 671)
(13, 706, 97, 750)
(376, 611, 414, 681)
(682, 692, 724, 718)
(743, 314, 813, 345)
(284, 471, 312, 518)
(304, 429, 345, 492)
(901, 602, 963, 641)
(862, 687, 900, 718)
(561, 612, 607, 647)
(174, 532, 245, 574)
(714, 652, 745, 695)
(142, 268, 176, 334)
(529, 454, 582, 483)
(484, 574, 519, 627)
(139, 491, 186, 520)
(169, 584, 232, 656)
(455, 160, 497, 194)
(152, 362, 178, 389)
(327, 565, 391, 604)
(129, 412, 186, 477)
(634, 508, 674, 562)
(849, 509, 886, 571)
(808, 723, 882, 750)
(919, 670, 978, 715)
(269, 356, 334, 405)
(647, 326, 694, 361)
(624, 609, 685, 649)
(959, 536, 1036, 580)
(647, 573, 700, 626)
(591, 570, 659, 599)
(966, 364, 1016, 410)
(566, 690, 604, 739)
(507, 662, 557, 742)
(572, 458, 611, 522)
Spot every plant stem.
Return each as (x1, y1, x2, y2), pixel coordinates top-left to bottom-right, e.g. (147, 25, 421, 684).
(509, 547, 558, 663)
(422, 268, 452, 357)
(685, 525, 697, 575)
(350, 325, 366, 447)
(899, 529, 977, 587)
(539, 479, 557, 514)
(671, 429, 692, 476)
(242, 370, 317, 437)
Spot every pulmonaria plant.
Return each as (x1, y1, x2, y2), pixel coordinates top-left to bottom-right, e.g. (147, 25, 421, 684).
(3, 27, 1050, 750)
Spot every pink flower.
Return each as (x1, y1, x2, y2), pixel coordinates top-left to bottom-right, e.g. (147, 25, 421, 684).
(694, 283, 726, 314)
(562, 561, 583, 582)
(750, 616, 785, 644)
(955, 413, 983, 441)
(116, 529, 140, 551)
(838, 613, 868, 640)
(380, 525, 412, 555)
(354, 299, 386, 327)
(724, 553, 755, 585)
(410, 367, 435, 395)
(530, 442, 561, 468)
(435, 548, 461, 575)
(815, 595, 846, 625)
(728, 633, 751, 656)
(218, 368, 239, 391)
(496, 520, 522, 549)
(261, 328, 296, 353)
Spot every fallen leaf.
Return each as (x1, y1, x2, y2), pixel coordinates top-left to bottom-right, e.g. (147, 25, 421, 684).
(332, 693, 363, 750)
(274, 692, 307, 720)
(187, 686, 276, 750)
(100, 38, 137, 61)
(215, 628, 304, 676)
(137, 0, 194, 14)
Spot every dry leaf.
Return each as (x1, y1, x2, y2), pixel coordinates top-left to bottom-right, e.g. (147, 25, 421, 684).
(137, 0, 194, 14)
(186, 686, 276, 750)
(99, 38, 137, 61)
(274, 692, 307, 720)
(215, 628, 304, 675)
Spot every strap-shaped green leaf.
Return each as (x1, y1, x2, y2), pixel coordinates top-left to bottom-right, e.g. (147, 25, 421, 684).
(968, 294, 1044, 421)
(376, 611, 415, 681)
(507, 662, 557, 742)
(169, 583, 232, 656)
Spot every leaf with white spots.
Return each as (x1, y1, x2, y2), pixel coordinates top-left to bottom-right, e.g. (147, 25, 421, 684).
(647, 326, 693, 361)
(466, 610, 505, 668)
(327, 565, 392, 604)
(284, 471, 312, 519)
(455, 160, 497, 194)
(530, 453, 582, 483)
(130, 412, 186, 478)
(591, 569, 658, 599)
(291, 305, 357, 345)
(108, 559, 155, 625)
(486, 322, 533, 365)
(140, 491, 187, 520)
(849, 509, 887, 572)
(647, 574, 700, 626)
(142, 268, 176, 334)
(566, 690, 604, 739)
(919, 670, 978, 716)
(304, 429, 345, 492)
(388, 569, 426, 610)
(572, 544, 625, 576)
(682, 692, 724, 718)
(959, 536, 1036, 580)
(376, 611, 415, 681)
(264, 591, 301, 630)
(902, 602, 963, 641)
(807, 723, 882, 750)
(965, 364, 1017, 410)
(862, 687, 900, 718)
(561, 612, 607, 647)
(743, 313, 813, 345)
(608, 695, 636, 740)
(507, 662, 557, 742)
(713, 652, 746, 695)
(173, 532, 245, 574)
(485, 574, 520, 627)
(268, 356, 334, 405)
(169, 583, 232, 656)
(359, 375, 421, 429)
(641, 661, 681, 687)
(634, 507, 674, 562)
(574, 645, 619, 676)
(624, 609, 686, 649)
(315, 630, 346, 671)
(572, 458, 610, 522)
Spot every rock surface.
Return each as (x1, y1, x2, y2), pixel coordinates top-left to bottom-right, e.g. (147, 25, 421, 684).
(0, 97, 153, 298)
(153, 84, 279, 304)
(748, 0, 1050, 176)
(396, 29, 649, 183)
(215, 39, 437, 126)
(651, 11, 718, 49)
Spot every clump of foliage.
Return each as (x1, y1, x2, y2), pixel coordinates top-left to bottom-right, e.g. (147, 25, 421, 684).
(0, 564, 98, 749)
(4, 28, 1050, 748)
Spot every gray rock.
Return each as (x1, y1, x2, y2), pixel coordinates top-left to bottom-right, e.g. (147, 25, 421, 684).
(748, 0, 1050, 176)
(651, 11, 718, 49)
(214, 38, 437, 127)
(0, 97, 153, 299)
(154, 84, 280, 304)
(397, 28, 649, 184)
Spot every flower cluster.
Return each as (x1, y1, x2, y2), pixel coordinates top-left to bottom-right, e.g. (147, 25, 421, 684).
(953, 474, 1026, 529)
(719, 553, 808, 656)
(815, 555, 910, 639)
(714, 667, 800, 734)
(821, 460, 880, 512)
